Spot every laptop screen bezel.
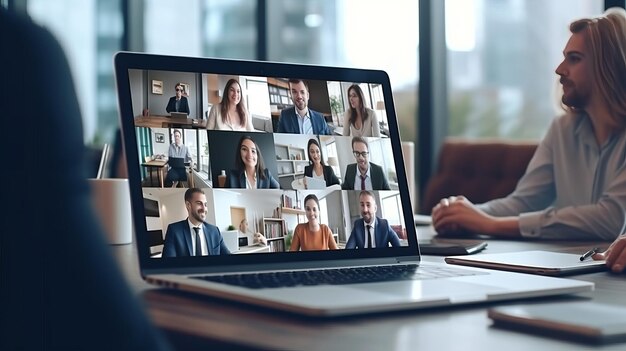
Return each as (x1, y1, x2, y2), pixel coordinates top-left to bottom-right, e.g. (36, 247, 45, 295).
(114, 52, 420, 272)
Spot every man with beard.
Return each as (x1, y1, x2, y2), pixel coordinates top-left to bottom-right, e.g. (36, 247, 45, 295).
(346, 191, 401, 249)
(162, 188, 230, 257)
(277, 79, 330, 135)
(431, 8, 626, 241)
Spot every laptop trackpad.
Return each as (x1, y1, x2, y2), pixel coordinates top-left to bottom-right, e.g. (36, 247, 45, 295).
(348, 279, 509, 302)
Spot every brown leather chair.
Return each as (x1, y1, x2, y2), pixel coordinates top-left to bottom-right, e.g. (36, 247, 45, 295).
(420, 138, 538, 214)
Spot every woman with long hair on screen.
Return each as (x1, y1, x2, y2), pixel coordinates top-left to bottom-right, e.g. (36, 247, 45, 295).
(207, 78, 254, 131)
(303, 138, 340, 188)
(226, 135, 280, 189)
(342, 84, 381, 137)
(290, 194, 338, 251)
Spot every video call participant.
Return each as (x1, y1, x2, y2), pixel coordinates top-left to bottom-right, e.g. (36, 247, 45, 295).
(207, 78, 254, 131)
(290, 194, 338, 251)
(166, 129, 193, 188)
(342, 136, 390, 190)
(346, 191, 401, 249)
(165, 83, 190, 115)
(431, 8, 626, 241)
(303, 138, 340, 188)
(225, 135, 280, 189)
(342, 84, 381, 137)
(277, 79, 330, 135)
(162, 188, 230, 257)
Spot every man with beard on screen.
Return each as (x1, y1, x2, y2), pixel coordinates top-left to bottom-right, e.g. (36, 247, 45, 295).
(162, 188, 230, 257)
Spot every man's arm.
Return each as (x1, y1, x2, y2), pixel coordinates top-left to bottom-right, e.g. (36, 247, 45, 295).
(345, 227, 357, 249)
(162, 224, 178, 257)
(182, 97, 190, 114)
(341, 165, 353, 190)
(277, 110, 288, 133)
(384, 221, 402, 247)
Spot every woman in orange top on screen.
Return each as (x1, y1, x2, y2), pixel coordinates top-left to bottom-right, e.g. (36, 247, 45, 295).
(290, 194, 338, 251)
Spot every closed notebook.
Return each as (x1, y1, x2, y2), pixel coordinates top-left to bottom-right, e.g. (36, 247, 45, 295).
(445, 250, 606, 276)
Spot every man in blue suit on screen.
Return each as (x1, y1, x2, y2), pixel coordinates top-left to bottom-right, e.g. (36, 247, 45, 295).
(277, 79, 330, 135)
(346, 191, 401, 249)
(162, 188, 230, 257)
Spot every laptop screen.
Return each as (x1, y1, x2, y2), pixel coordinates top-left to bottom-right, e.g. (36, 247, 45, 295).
(114, 53, 418, 270)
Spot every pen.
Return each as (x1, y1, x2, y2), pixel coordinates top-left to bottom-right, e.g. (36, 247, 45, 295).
(579, 247, 600, 261)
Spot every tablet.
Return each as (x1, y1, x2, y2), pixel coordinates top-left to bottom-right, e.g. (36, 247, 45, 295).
(445, 250, 606, 276)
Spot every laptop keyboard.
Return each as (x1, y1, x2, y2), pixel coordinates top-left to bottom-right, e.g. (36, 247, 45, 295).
(193, 264, 484, 289)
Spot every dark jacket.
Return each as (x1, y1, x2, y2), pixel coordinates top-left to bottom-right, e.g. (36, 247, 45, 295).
(341, 162, 391, 190)
(225, 168, 280, 189)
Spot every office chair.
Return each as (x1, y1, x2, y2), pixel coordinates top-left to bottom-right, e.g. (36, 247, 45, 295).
(0, 9, 170, 350)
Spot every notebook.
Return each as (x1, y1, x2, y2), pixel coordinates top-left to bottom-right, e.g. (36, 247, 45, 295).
(304, 176, 327, 190)
(446, 250, 607, 276)
(114, 52, 593, 317)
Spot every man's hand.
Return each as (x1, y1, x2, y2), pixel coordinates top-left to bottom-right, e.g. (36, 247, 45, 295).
(593, 235, 626, 273)
(431, 196, 496, 236)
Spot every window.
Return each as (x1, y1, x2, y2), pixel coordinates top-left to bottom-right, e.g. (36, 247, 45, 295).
(28, 0, 123, 144)
(446, 0, 603, 139)
(381, 193, 402, 225)
(319, 197, 328, 226)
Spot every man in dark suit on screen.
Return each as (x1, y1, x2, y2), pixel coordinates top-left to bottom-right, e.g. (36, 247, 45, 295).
(342, 136, 390, 190)
(165, 82, 190, 115)
(162, 188, 230, 257)
(346, 191, 401, 249)
(277, 79, 330, 135)
(346, 190, 400, 249)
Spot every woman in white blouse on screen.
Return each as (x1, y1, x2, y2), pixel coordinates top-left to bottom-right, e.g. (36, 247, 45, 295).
(342, 84, 381, 137)
(207, 78, 254, 131)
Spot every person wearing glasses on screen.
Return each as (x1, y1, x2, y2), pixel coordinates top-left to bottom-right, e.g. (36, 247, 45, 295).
(342, 84, 381, 137)
(290, 194, 338, 251)
(342, 136, 390, 190)
(303, 138, 340, 189)
(225, 135, 280, 189)
(207, 79, 254, 131)
(432, 8, 626, 241)
(277, 79, 330, 135)
(165, 83, 190, 115)
(346, 191, 401, 249)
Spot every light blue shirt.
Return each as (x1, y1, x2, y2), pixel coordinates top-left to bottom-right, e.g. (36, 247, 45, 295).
(477, 112, 626, 240)
(296, 109, 313, 134)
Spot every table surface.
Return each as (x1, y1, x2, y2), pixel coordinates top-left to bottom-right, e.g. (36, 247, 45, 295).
(111, 227, 626, 350)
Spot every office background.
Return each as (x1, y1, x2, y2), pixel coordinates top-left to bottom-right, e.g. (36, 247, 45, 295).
(4, 0, 624, 210)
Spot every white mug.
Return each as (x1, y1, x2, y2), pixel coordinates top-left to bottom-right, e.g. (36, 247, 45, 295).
(88, 178, 133, 245)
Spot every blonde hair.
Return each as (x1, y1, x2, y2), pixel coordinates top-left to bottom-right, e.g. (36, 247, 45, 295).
(563, 8, 626, 126)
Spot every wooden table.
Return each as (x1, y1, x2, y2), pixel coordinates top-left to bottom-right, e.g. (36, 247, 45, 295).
(134, 115, 207, 129)
(141, 159, 167, 188)
(111, 228, 625, 350)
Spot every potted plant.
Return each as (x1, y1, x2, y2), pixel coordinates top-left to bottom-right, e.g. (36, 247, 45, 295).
(285, 230, 293, 251)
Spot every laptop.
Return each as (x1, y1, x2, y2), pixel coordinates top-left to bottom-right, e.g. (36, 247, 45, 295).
(167, 157, 186, 169)
(114, 52, 593, 317)
(169, 111, 188, 119)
